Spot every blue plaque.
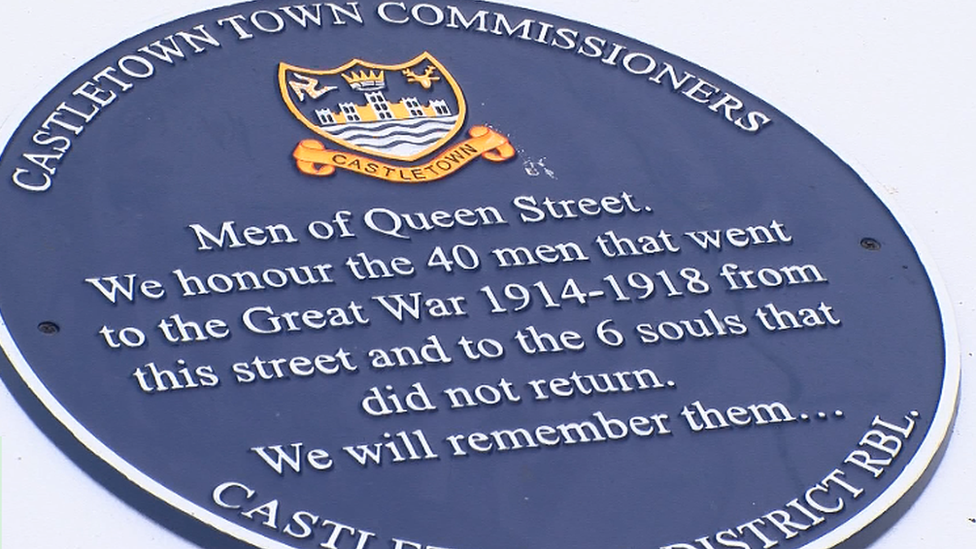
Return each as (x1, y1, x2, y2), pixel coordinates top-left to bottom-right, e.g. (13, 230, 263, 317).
(0, 2, 958, 549)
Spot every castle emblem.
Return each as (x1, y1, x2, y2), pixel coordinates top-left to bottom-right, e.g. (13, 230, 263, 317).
(280, 52, 514, 182)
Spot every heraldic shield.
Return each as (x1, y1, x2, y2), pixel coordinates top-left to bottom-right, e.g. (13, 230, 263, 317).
(279, 52, 467, 162)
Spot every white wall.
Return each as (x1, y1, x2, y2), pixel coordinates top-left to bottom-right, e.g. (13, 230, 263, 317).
(1, 1, 973, 547)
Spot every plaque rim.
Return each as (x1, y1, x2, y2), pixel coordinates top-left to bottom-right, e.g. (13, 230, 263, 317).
(0, 2, 961, 549)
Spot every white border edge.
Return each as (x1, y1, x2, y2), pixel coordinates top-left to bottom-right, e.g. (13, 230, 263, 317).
(0, 2, 962, 549)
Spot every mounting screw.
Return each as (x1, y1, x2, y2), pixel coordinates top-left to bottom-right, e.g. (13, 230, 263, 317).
(860, 237, 881, 251)
(37, 321, 60, 335)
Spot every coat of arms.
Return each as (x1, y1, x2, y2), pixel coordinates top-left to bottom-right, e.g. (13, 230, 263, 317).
(279, 52, 514, 182)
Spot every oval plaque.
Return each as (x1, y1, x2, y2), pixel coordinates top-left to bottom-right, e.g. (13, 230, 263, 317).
(0, 2, 958, 549)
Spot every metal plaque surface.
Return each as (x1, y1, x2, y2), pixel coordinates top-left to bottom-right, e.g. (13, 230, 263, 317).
(0, 2, 958, 549)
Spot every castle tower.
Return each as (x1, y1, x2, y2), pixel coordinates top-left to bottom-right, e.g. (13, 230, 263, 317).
(342, 70, 394, 121)
(430, 99, 452, 116)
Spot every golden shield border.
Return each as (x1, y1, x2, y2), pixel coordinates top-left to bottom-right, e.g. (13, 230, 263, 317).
(278, 52, 468, 163)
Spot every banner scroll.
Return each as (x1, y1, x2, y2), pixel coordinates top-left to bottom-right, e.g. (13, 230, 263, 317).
(293, 126, 515, 182)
